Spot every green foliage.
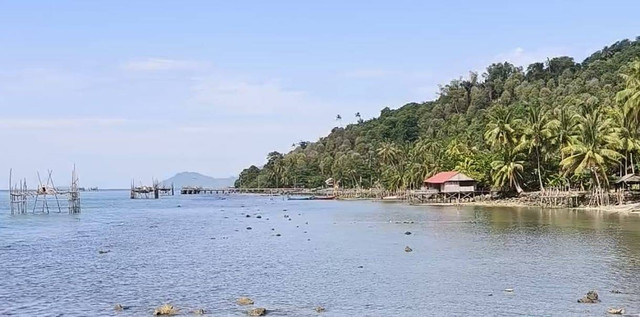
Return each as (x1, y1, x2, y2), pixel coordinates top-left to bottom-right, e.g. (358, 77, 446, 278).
(236, 38, 640, 193)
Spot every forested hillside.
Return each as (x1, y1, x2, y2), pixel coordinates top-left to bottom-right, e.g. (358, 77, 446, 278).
(236, 37, 640, 193)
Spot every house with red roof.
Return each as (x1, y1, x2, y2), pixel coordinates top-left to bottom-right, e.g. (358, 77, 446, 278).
(424, 171, 477, 193)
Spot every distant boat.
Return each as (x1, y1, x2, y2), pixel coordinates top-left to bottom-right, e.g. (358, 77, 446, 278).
(313, 195, 335, 200)
(286, 195, 335, 201)
(382, 195, 401, 201)
(287, 195, 314, 201)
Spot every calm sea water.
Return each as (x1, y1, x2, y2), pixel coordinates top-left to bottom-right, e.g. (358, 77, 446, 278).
(1, 191, 640, 316)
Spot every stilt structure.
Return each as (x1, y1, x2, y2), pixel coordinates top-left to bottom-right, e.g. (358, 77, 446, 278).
(8, 167, 81, 215)
(130, 179, 174, 199)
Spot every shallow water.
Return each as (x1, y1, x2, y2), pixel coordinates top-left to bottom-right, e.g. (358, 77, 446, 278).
(1, 191, 640, 316)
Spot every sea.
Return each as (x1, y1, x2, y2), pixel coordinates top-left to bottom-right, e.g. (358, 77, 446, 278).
(1, 191, 640, 316)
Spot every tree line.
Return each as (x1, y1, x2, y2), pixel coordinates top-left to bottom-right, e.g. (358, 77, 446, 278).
(236, 38, 640, 195)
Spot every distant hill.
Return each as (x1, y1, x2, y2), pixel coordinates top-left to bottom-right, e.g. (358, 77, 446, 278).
(162, 172, 236, 189)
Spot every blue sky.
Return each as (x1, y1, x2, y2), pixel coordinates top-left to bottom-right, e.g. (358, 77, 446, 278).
(1, 1, 639, 188)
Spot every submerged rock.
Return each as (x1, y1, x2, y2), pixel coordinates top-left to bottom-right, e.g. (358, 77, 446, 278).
(256, 215, 262, 219)
(607, 308, 624, 315)
(247, 307, 266, 316)
(610, 289, 622, 294)
(246, 227, 252, 230)
(404, 246, 413, 252)
(98, 250, 110, 254)
(191, 308, 206, 315)
(153, 304, 177, 316)
(314, 306, 325, 313)
(404, 231, 412, 235)
(237, 297, 254, 305)
(114, 304, 125, 311)
(275, 233, 281, 237)
(578, 290, 600, 303)
(246, 214, 251, 218)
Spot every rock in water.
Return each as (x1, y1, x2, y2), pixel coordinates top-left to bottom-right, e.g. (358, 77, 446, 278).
(256, 215, 262, 219)
(314, 306, 326, 312)
(246, 214, 251, 218)
(607, 308, 624, 315)
(153, 304, 177, 315)
(236, 297, 254, 305)
(247, 307, 266, 316)
(114, 304, 124, 311)
(98, 250, 110, 254)
(404, 231, 412, 235)
(577, 290, 600, 303)
(191, 308, 206, 315)
(404, 246, 413, 252)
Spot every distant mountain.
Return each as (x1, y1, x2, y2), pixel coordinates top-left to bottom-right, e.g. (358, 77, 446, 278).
(162, 172, 236, 189)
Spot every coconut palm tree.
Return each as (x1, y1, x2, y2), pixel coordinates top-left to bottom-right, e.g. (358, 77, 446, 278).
(491, 147, 525, 194)
(377, 142, 401, 167)
(560, 106, 622, 190)
(517, 103, 552, 191)
(484, 105, 520, 150)
(616, 60, 640, 121)
(548, 101, 578, 161)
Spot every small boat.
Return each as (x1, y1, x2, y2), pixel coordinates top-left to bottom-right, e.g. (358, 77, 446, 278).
(312, 195, 335, 200)
(382, 195, 400, 200)
(287, 195, 314, 201)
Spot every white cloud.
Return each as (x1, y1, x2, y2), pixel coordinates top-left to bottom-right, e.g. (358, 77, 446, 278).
(122, 58, 210, 72)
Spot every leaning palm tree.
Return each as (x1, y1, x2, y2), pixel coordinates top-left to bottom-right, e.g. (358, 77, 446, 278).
(517, 103, 552, 191)
(491, 147, 525, 194)
(560, 105, 622, 192)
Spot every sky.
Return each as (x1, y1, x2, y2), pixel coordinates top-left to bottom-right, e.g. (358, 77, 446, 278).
(1, 0, 639, 188)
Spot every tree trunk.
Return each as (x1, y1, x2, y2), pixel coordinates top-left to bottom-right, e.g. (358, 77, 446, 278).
(632, 152, 636, 174)
(536, 147, 545, 192)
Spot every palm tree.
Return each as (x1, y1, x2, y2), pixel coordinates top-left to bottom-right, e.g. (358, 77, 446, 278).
(616, 60, 640, 122)
(491, 147, 525, 194)
(517, 103, 552, 191)
(560, 106, 622, 190)
(548, 102, 578, 161)
(610, 104, 640, 175)
(484, 105, 520, 150)
(377, 142, 401, 167)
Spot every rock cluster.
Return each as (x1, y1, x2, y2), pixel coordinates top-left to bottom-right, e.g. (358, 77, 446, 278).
(577, 290, 600, 303)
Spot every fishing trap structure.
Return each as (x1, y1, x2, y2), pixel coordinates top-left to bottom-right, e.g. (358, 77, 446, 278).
(8, 168, 81, 215)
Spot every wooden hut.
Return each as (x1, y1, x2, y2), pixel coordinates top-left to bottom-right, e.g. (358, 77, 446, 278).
(424, 171, 477, 193)
(615, 174, 640, 191)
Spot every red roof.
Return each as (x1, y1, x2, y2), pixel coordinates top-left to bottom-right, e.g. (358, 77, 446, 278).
(424, 171, 459, 184)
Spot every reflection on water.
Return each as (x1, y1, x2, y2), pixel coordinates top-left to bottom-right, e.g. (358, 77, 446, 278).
(1, 191, 640, 316)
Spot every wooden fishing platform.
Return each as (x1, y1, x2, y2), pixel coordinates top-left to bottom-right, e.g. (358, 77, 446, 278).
(130, 180, 174, 199)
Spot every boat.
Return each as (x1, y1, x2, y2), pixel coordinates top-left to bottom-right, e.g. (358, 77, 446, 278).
(312, 195, 336, 200)
(382, 195, 400, 200)
(286, 195, 336, 201)
(287, 195, 314, 201)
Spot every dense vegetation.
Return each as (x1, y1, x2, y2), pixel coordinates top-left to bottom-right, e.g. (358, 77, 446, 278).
(236, 37, 640, 194)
